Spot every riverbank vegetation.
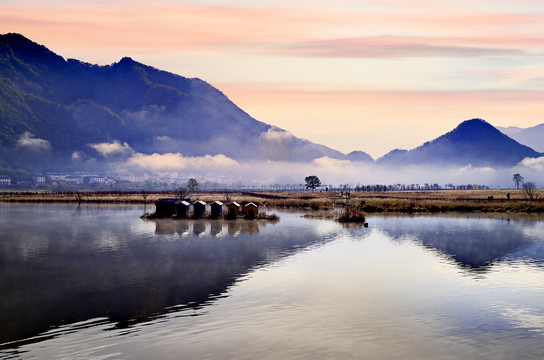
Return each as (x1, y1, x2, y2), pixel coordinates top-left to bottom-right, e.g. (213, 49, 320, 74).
(337, 207, 367, 224)
(1, 189, 544, 213)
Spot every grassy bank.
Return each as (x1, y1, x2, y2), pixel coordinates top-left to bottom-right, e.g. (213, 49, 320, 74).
(254, 190, 544, 213)
(1, 189, 543, 213)
(351, 197, 544, 213)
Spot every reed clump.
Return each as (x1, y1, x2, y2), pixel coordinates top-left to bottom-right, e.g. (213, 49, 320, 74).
(337, 206, 367, 223)
(255, 212, 280, 221)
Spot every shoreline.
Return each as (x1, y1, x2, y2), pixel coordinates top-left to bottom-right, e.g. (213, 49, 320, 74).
(141, 211, 280, 221)
(1, 190, 543, 213)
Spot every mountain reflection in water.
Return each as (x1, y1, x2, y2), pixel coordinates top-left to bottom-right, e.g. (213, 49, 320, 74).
(2, 205, 544, 359)
(0, 205, 334, 348)
(370, 213, 544, 271)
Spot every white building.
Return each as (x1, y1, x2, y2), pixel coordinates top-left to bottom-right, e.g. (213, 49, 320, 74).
(33, 175, 46, 185)
(89, 177, 107, 185)
(0, 175, 11, 186)
(89, 177, 115, 185)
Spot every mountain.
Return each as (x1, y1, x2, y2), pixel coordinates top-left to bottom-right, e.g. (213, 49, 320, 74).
(346, 151, 374, 162)
(498, 123, 544, 152)
(497, 125, 523, 136)
(0, 33, 367, 171)
(378, 119, 542, 167)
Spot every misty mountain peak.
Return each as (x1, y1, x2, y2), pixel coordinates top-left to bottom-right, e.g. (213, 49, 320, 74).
(460, 118, 490, 126)
(378, 118, 542, 166)
(454, 118, 496, 132)
(0, 35, 354, 170)
(441, 118, 503, 143)
(1, 32, 29, 43)
(117, 57, 137, 66)
(346, 151, 374, 162)
(0, 32, 65, 66)
(0, 33, 34, 47)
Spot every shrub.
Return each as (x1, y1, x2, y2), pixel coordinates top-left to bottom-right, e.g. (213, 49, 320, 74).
(337, 207, 366, 223)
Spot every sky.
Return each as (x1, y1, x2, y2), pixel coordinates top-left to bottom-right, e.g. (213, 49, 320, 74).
(1, 0, 544, 160)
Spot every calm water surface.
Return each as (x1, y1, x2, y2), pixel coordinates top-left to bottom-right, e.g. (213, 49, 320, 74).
(1, 204, 543, 359)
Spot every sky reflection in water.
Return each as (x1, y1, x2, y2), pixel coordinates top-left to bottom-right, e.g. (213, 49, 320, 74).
(0, 205, 543, 359)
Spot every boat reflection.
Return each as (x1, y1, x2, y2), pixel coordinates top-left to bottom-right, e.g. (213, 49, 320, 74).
(151, 219, 269, 236)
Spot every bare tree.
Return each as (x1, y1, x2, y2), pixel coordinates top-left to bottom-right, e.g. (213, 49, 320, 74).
(174, 186, 189, 200)
(522, 181, 538, 200)
(75, 191, 84, 204)
(187, 178, 199, 192)
(513, 173, 524, 190)
(225, 188, 231, 202)
(141, 190, 148, 203)
(174, 179, 199, 200)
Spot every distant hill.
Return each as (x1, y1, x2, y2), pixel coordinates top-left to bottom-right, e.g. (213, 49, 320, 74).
(0, 33, 368, 170)
(3, 34, 540, 174)
(346, 151, 374, 162)
(497, 125, 524, 136)
(498, 123, 544, 152)
(378, 119, 542, 167)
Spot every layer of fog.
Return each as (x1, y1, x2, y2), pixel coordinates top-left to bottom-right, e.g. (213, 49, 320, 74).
(62, 138, 544, 187)
(106, 150, 544, 188)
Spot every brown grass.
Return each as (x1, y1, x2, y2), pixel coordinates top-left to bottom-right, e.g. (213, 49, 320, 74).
(337, 207, 367, 223)
(1, 189, 544, 213)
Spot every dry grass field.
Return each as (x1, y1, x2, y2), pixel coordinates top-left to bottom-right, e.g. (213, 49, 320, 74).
(259, 190, 544, 213)
(1, 189, 543, 213)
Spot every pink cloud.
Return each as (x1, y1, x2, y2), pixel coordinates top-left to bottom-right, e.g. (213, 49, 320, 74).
(217, 83, 544, 105)
(3, 1, 543, 160)
(274, 37, 522, 58)
(216, 83, 544, 157)
(2, 2, 543, 57)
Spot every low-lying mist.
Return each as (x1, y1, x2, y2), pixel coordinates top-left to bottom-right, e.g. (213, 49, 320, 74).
(105, 150, 544, 188)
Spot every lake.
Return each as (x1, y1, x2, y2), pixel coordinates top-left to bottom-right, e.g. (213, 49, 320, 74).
(1, 204, 543, 359)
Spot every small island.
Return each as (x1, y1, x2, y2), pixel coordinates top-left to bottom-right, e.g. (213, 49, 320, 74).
(142, 198, 280, 221)
(337, 206, 368, 226)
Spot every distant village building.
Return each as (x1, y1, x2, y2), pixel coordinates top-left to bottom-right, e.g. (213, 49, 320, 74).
(33, 175, 46, 186)
(89, 176, 111, 185)
(242, 202, 258, 219)
(47, 174, 66, 185)
(227, 201, 241, 218)
(0, 175, 11, 186)
(192, 201, 207, 217)
(210, 201, 224, 218)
